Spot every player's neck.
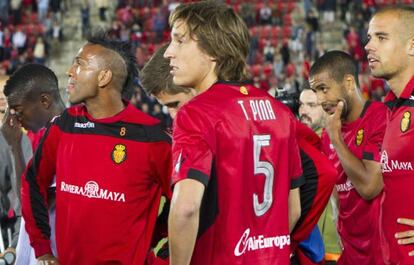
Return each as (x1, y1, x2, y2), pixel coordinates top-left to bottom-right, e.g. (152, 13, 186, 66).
(85, 95, 125, 120)
(46, 103, 65, 122)
(345, 95, 365, 123)
(195, 71, 217, 94)
(388, 69, 414, 97)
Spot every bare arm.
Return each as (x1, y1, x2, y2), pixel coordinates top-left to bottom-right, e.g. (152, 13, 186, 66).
(326, 102, 383, 200)
(289, 187, 301, 232)
(37, 254, 60, 265)
(169, 179, 205, 265)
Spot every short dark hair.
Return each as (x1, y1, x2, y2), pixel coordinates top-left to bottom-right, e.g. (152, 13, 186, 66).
(140, 44, 191, 96)
(309, 50, 359, 87)
(87, 30, 139, 100)
(4, 63, 60, 101)
(374, 4, 414, 16)
(373, 5, 414, 39)
(301, 80, 311, 91)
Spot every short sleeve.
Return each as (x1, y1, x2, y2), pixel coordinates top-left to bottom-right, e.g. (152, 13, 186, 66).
(362, 109, 387, 162)
(171, 107, 213, 188)
(289, 116, 305, 189)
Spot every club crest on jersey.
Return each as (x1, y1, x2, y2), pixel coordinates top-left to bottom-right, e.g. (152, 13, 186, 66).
(112, 144, 126, 164)
(400, 111, 411, 133)
(355, 129, 364, 146)
(240, 86, 248, 95)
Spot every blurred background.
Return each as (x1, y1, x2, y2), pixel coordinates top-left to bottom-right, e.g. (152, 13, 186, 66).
(0, 0, 411, 124)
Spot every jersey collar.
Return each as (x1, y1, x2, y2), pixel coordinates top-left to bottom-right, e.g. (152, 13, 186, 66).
(385, 76, 414, 102)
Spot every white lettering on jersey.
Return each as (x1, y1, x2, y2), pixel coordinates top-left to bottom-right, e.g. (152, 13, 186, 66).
(234, 228, 290, 257)
(381, 150, 413, 173)
(238, 99, 276, 121)
(74, 122, 95, 128)
(335, 179, 354, 192)
(238, 100, 250, 120)
(60, 181, 126, 202)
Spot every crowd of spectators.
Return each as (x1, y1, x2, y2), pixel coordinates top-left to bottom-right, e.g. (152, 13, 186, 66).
(3, 0, 414, 120)
(0, 0, 65, 76)
(100, 0, 412, 121)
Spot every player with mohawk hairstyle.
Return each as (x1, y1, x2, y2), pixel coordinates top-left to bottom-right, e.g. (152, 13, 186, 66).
(20, 31, 172, 265)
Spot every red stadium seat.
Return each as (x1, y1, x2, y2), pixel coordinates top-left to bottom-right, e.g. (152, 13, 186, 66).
(271, 38, 279, 47)
(261, 25, 272, 39)
(263, 63, 273, 77)
(271, 26, 281, 38)
(250, 64, 263, 77)
(287, 2, 296, 13)
(282, 26, 292, 38)
(283, 14, 292, 26)
(255, 52, 264, 64)
(250, 26, 258, 37)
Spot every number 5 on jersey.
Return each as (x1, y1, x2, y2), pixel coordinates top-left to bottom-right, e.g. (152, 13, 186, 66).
(253, 135, 274, 217)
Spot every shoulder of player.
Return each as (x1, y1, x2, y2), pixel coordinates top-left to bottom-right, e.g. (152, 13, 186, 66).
(363, 101, 388, 121)
(121, 104, 162, 126)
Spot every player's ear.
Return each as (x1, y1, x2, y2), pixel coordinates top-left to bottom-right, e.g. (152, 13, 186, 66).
(343, 74, 355, 94)
(40, 93, 52, 109)
(98, 69, 112, 88)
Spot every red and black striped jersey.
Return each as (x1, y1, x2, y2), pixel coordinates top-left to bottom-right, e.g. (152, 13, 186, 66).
(21, 103, 172, 265)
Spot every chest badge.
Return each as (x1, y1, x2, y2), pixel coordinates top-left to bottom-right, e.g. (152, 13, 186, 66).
(112, 144, 126, 164)
(356, 129, 364, 146)
(400, 111, 411, 133)
(240, 86, 248, 95)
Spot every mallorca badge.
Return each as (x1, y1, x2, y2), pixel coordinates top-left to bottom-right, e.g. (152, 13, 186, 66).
(112, 144, 126, 164)
(400, 111, 411, 133)
(356, 128, 364, 146)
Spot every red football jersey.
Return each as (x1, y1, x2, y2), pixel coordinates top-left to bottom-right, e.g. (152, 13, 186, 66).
(171, 82, 303, 265)
(381, 77, 414, 265)
(291, 122, 337, 247)
(21, 103, 172, 265)
(27, 128, 46, 151)
(321, 101, 387, 265)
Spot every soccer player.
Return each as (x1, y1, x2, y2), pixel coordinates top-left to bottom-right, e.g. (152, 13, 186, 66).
(20, 32, 172, 265)
(2, 64, 65, 265)
(142, 43, 336, 265)
(290, 122, 337, 265)
(299, 85, 342, 264)
(365, 6, 414, 263)
(299, 84, 327, 136)
(309, 50, 387, 265)
(140, 44, 196, 120)
(164, 2, 303, 265)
